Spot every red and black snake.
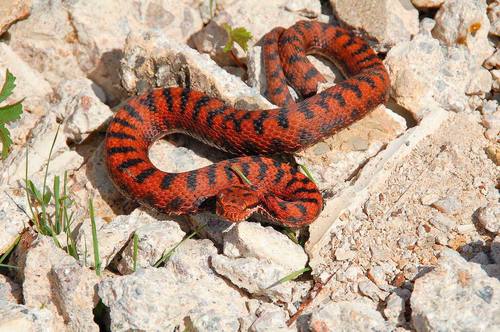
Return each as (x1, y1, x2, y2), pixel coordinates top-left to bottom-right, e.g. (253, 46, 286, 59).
(105, 20, 390, 227)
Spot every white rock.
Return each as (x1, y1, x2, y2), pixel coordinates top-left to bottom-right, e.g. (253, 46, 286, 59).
(492, 69, 500, 92)
(488, 0, 500, 36)
(76, 208, 155, 270)
(384, 289, 411, 326)
(284, 0, 321, 18)
(485, 49, 500, 69)
(411, 248, 500, 332)
(222, 222, 308, 272)
(11, 235, 76, 331)
(211, 255, 300, 302)
(309, 300, 390, 331)
(98, 239, 251, 331)
(466, 68, 493, 95)
(50, 261, 100, 332)
(56, 79, 113, 143)
(1, 112, 70, 186)
(0, 0, 31, 36)
(429, 213, 456, 232)
(0, 189, 26, 255)
(115, 217, 185, 274)
(0, 301, 56, 331)
(249, 303, 293, 332)
(368, 265, 388, 286)
(331, 0, 419, 51)
(432, 0, 494, 64)
(477, 202, 500, 234)
(411, 0, 444, 8)
(0, 274, 22, 304)
(384, 32, 476, 119)
(358, 277, 388, 301)
(121, 29, 273, 109)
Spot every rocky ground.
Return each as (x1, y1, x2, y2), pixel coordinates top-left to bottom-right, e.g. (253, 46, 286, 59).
(0, 0, 498, 331)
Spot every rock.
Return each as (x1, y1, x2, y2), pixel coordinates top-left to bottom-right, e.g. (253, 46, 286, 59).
(431, 196, 462, 215)
(0, 301, 56, 331)
(285, 0, 321, 18)
(410, 0, 444, 8)
(411, 248, 500, 332)
(492, 69, 500, 92)
(485, 49, 499, 69)
(0, 43, 53, 147)
(309, 300, 390, 331)
(477, 202, 500, 234)
(99, 239, 251, 331)
(384, 32, 476, 119)
(56, 79, 113, 143)
(1, 112, 72, 186)
(358, 277, 388, 301)
(211, 255, 304, 302)
(0, 0, 31, 36)
(0, 189, 27, 255)
(331, 0, 419, 51)
(384, 289, 411, 327)
(222, 222, 308, 272)
(121, 29, 273, 109)
(429, 213, 456, 232)
(8, 0, 86, 89)
(51, 261, 100, 332)
(491, 235, 500, 264)
(115, 217, 185, 274)
(76, 208, 156, 270)
(488, 0, 500, 36)
(432, 0, 494, 64)
(466, 68, 492, 95)
(10, 235, 76, 331)
(249, 303, 292, 332)
(0, 274, 22, 304)
(368, 265, 388, 286)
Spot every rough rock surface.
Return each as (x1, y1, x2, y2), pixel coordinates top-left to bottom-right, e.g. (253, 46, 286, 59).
(99, 239, 252, 331)
(0, 301, 56, 331)
(411, 249, 500, 331)
(432, 0, 494, 64)
(331, 0, 419, 51)
(0, 0, 31, 36)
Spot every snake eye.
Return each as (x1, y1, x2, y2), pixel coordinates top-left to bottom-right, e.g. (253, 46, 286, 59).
(216, 186, 261, 222)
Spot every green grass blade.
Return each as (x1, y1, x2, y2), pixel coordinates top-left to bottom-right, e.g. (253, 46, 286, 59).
(154, 225, 204, 267)
(89, 198, 101, 276)
(40, 124, 60, 230)
(132, 232, 139, 272)
(266, 266, 311, 289)
(231, 166, 252, 185)
(0, 263, 19, 269)
(53, 175, 61, 233)
(298, 164, 316, 184)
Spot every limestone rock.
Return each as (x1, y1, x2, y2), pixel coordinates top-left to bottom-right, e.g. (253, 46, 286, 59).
(411, 0, 445, 8)
(0, 274, 22, 304)
(99, 239, 251, 331)
(411, 248, 500, 331)
(0, 0, 31, 36)
(488, 0, 500, 36)
(0, 301, 56, 332)
(309, 300, 390, 331)
(477, 202, 500, 234)
(331, 0, 419, 51)
(115, 217, 185, 274)
(432, 0, 494, 64)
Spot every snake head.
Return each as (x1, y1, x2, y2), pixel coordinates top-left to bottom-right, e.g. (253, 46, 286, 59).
(216, 185, 261, 222)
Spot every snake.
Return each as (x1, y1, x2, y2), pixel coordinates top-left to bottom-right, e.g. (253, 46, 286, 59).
(105, 20, 390, 227)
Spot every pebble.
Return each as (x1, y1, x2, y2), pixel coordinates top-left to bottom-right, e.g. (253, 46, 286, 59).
(477, 203, 500, 234)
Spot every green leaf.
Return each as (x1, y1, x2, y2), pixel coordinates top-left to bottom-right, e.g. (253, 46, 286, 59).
(0, 124, 13, 159)
(0, 100, 23, 123)
(267, 266, 311, 289)
(222, 23, 253, 53)
(0, 70, 16, 104)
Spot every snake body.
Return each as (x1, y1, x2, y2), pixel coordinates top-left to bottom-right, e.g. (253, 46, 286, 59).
(105, 21, 390, 227)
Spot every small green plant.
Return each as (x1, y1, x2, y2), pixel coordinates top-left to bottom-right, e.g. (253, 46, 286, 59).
(24, 126, 79, 260)
(298, 163, 316, 184)
(221, 23, 253, 70)
(0, 69, 24, 159)
(230, 166, 252, 185)
(222, 23, 253, 53)
(0, 233, 20, 271)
